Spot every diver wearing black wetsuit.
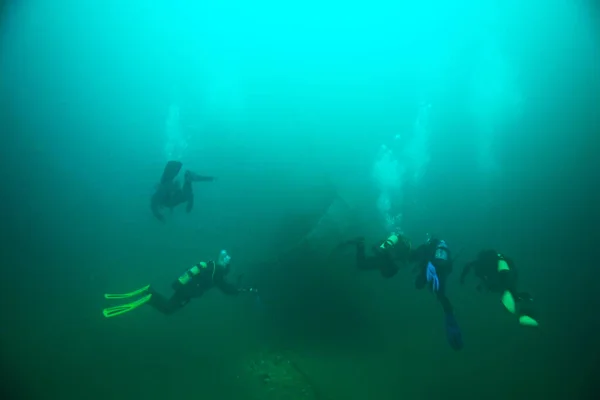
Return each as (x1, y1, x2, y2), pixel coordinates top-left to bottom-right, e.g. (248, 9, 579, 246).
(151, 160, 214, 222)
(461, 250, 538, 327)
(148, 259, 241, 315)
(102, 251, 256, 318)
(411, 238, 463, 350)
(343, 234, 411, 278)
(411, 238, 454, 314)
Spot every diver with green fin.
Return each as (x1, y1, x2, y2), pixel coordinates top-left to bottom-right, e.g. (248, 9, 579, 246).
(461, 250, 539, 327)
(340, 232, 412, 278)
(151, 160, 215, 222)
(102, 250, 257, 318)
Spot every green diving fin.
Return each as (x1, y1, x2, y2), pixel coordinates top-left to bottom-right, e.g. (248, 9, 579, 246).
(519, 315, 539, 327)
(161, 161, 183, 185)
(103, 293, 152, 318)
(105, 285, 150, 300)
(501, 290, 516, 314)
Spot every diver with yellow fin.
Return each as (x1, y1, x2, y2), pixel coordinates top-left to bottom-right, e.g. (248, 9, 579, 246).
(103, 250, 256, 318)
(151, 160, 215, 222)
(340, 232, 412, 278)
(461, 250, 539, 327)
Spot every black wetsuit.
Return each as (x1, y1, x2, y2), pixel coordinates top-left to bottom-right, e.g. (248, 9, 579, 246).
(352, 237, 411, 278)
(151, 160, 214, 222)
(411, 239, 455, 315)
(148, 261, 239, 315)
(461, 250, 532, 302)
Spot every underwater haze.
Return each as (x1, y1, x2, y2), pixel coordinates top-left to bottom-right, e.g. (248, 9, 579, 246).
(1, 0, 599, 399)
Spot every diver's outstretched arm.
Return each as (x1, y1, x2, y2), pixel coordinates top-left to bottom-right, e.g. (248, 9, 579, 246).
(185, 170, 215, 182)
(215, 275, 240, 296)
(409, 244, 428, 264)
(181, 171, 214, 213)
(460, 262, 475, 284)
(193, 175, 215, 182)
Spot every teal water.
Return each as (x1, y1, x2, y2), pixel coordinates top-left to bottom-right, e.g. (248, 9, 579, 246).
(0, 0, 598, 399)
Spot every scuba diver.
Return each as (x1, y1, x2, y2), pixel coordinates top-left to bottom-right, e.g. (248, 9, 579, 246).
(102, 250, 257, 318)
(410, 237, 463, 351)
(151, 160, 215, 222)
(461, 250, 539, 327)
(340, 232, 412, 278)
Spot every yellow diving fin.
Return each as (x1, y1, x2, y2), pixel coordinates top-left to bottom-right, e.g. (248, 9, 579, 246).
(103, 293, 152, 318)
(519, 315, 539, 327)
(105, 285, 150, 300)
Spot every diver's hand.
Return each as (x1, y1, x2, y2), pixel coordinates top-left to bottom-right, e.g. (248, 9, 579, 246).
(236, 274, 245, 287)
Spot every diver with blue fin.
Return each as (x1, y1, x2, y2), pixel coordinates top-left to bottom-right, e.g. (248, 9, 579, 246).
(151, 160, 215, 222)
(461, 250, 539, 327)
(410, 237, 463, 350)
(343, 233, 463, 350)
(102, 250, 257, 318)
(341, 232, 412, 278)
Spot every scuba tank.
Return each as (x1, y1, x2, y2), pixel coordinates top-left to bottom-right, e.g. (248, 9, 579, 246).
(173, 250, 231, 290)
(497, 253, 510, 272)
(380, 233, 411, 257)
(434, 240, 449, 261)
(177, 262, 208, 285)
(380, 234, 399, 250)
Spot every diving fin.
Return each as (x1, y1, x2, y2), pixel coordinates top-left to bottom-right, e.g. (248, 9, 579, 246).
(519, 315, 539, 327)
(105, 285, 150, 300)
(501, 290, 516, 314)
(161, 161, 183, 185)
(338, 237, 365, 249)
(103, 293, 153, 318)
